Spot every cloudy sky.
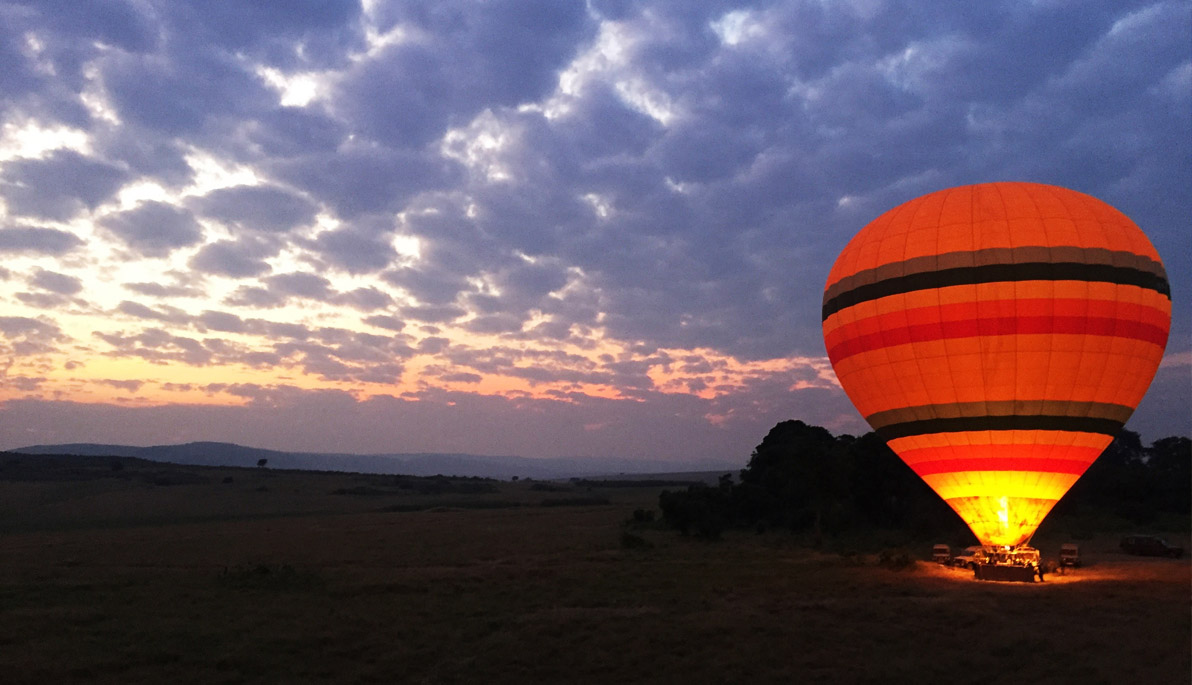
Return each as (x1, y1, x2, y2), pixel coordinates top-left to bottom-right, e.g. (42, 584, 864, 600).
(0, 0, 1188, 464)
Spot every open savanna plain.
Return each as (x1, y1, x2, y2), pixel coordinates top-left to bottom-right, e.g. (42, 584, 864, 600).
(1, 454, 1188, 684)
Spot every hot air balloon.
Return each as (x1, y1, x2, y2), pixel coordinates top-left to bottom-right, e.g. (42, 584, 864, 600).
(822, 182, 1170, 548)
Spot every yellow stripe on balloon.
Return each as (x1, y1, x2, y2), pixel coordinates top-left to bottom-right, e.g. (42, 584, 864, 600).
(923, 471, 1081, 501)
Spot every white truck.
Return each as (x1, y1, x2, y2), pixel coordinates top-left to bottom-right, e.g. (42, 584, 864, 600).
(950, 545, 985, 570)
(932, 544, 952, 564)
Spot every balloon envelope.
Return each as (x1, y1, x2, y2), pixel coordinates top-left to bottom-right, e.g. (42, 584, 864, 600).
(822, 182, 1170, 546)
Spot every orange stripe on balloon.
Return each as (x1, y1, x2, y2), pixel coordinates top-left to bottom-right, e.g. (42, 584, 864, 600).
(823, 183, 1164, 287)
(830, 335, 1165, 407)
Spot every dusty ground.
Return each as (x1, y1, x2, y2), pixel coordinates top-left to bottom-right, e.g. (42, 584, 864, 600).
(1, 457, 1188, 684)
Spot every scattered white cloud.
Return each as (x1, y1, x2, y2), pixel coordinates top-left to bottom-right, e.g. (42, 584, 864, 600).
(0, 0, 1186, 456)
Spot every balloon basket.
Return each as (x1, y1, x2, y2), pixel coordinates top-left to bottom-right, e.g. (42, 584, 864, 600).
(974, 563, 1040, 583)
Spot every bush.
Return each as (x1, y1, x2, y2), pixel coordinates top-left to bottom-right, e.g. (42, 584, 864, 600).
(539, 496, 610, 507)
(391, 475, 499, 495)
(620, 530, 653, 549)
(658, 421, 976, 542)
(530, 482, 573, 492)
(632, 508, 655, 523)
(217, 564, 323, 591)
(877, 548, 916, 571)
(659, 486, 729, 539)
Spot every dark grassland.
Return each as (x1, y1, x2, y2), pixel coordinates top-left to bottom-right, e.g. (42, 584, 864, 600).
(1, 455, 1188, 684)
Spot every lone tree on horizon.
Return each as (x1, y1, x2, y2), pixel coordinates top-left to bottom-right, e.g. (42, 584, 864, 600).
(257, 458, 267, 468)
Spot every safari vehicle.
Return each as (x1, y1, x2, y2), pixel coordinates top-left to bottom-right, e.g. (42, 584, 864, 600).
(951, 545, 985, 569)
(1058, 543, 1081, 567)
(932, 544, 952, 564)
(1120, 535, 1184, 558)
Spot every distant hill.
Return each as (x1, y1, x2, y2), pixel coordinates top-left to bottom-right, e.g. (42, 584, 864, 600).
(6, 442, 740, 480)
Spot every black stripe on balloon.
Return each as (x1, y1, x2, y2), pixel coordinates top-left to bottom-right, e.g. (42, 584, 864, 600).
(822, 262, 1171, 320)
(875, 415, 1125, 441)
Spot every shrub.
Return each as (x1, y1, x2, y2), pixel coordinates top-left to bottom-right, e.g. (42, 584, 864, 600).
(530, 482, 572, 492)
(877, 548, 916, 570)
(539, 496, 610, 507)
(659, 486, 728, 539)
(217, 564, 323, 591)
(620, 530, 653, 549)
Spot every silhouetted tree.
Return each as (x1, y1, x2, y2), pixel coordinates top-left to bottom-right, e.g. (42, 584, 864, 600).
(737, 420, 846, 535)
(1147, 436, 1191, 514)
(257, 458, 268, 468)
(1038, 431, 1190, 524)
(1149, 435, 1190, 482)
(661, 420, 1189, 542)
(1061, 430, 1151, 520)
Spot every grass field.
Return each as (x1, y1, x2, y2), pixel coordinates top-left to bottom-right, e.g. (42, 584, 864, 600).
(1, 455, 1188, 684)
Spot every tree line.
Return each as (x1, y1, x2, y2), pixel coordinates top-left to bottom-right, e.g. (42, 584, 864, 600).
(659, 420, 1190, 541)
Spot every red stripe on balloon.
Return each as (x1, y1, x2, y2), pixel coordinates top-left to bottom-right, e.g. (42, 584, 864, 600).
(910, 458, 1092, 477)
(897, 444, 1104, 466)
(823, 298, 1169, 350)
(827, 315, 1168, 364)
